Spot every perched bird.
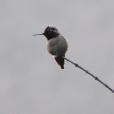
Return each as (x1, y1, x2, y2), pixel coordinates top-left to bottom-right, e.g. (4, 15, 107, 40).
(33, 26, 68, 69)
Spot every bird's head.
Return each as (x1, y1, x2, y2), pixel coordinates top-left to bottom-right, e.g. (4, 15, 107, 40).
(32, 26, 60, 40)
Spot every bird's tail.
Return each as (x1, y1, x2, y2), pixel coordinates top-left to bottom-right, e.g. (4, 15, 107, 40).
(55, 56, 64, 69)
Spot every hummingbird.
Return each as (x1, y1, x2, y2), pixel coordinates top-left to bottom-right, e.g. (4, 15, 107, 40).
(33, 26, 68, 69)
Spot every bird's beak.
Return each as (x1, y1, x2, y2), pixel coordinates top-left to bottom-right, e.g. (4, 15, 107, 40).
(32, 33, 44, 36)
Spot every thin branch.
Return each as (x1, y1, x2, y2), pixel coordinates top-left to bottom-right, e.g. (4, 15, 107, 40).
(64, 57, 114, 94)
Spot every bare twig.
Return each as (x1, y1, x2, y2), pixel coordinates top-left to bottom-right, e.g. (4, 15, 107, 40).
(64, 57, 114, 94)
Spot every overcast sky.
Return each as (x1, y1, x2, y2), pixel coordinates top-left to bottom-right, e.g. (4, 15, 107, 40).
(0, 0, 114, 114)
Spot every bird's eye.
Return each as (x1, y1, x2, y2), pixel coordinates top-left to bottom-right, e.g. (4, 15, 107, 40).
(51, 28, 56, 30)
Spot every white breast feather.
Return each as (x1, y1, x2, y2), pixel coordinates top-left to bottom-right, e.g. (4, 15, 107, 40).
(47, 36, 68, 56)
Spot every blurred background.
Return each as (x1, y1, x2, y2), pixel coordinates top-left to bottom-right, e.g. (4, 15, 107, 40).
(0, 0, 114, 114)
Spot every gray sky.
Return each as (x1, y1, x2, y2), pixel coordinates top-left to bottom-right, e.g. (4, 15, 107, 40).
(0, 0, 114, 114)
